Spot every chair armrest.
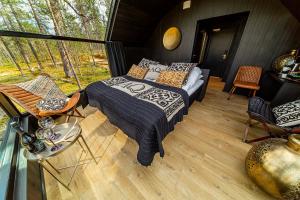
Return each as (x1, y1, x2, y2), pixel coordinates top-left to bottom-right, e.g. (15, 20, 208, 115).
(291, 127, 300, 134)
(38, 92, 81, 117)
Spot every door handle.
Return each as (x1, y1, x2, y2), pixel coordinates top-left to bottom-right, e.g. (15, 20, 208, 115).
(222, 50, 228, 60)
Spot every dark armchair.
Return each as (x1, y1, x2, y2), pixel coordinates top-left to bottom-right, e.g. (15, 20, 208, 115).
(244, 96, 300, 143)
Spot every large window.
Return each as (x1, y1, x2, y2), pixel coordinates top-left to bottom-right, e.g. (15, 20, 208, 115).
(0, 107, 9, 146)
(0, 0, 113, 198)
(0, 0, 112, 94)
(0, 0, 111, 40)
(0, 36, 110, 94)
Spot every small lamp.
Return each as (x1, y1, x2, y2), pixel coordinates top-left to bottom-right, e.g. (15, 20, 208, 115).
(183, 0, 191, 10)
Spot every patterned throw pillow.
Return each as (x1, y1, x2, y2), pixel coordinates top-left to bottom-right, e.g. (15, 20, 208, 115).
(272, 100, 300, 127)
(36, 98, 67, 111)
(156, 70, 188, 88)
(167, 62, 198, 72)
(144, 64, 168, 81)
(138, 58, 159, 68)
(167, 63, 198, 84)
(127, 64, 149, 79)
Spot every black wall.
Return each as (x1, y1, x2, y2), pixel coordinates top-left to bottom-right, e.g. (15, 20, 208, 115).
(146, 0, 300, 91)
(109, 0, 181, 71)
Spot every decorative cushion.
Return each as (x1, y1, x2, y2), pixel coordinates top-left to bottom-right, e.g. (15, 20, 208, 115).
(138, 58, 159, 68)
(167, 62, 198, 72)
(272, 100, 300, 127)
(144, 64, 168, 81)
(127, 64, 149, 79)
(156, 70, 188, 88)
(167, 63, 198, 84)
(36, 98, 67, 111)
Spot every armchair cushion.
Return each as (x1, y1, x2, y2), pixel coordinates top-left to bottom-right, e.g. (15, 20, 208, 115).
(272, 100, 300, 127)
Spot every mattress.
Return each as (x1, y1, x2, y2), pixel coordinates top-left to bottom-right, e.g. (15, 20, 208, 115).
(184, 79, 204, 96)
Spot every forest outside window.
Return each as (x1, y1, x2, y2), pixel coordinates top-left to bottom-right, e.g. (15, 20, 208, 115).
(0, 107, 9, 147)
(0, 0, 112, 96)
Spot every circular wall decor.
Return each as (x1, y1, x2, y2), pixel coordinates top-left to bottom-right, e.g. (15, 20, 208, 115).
(163, 27, 181, 50)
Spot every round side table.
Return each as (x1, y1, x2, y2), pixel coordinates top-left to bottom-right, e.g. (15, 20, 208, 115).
(23, 121, 97, 191)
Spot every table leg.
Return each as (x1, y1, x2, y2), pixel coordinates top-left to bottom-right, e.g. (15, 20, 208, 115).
(67, 150, 84, 186)
(45, 160, 60, 174)
(77, 140, 86, 152)
(40, 161, 71, 191)
(80, 135, 97, 164)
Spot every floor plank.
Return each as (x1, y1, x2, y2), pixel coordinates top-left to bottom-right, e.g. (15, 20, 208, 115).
(44, 80, 274, 200)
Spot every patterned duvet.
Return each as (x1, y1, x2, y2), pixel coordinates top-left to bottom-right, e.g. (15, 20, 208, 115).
(85, 76, 189, 166)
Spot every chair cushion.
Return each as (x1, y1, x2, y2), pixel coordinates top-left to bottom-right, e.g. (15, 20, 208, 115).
(15, 75, 67, 100)
(248, 97, 275, 124)
(127, 64, 149, 79)
(272, 100, 300, 127)
(36, 98, 67, 111)
(234, 81, 260, 90)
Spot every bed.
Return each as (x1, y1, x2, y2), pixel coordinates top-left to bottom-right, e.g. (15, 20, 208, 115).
(85, 68, 210, 166)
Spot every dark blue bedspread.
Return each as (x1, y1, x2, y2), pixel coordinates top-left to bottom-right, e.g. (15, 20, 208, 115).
(85, 76, 189, 165)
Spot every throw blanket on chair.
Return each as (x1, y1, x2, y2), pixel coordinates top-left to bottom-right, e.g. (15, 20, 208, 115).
(86, 76, 189, 166)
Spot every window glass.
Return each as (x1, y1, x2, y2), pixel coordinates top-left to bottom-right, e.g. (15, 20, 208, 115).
(0, 0, 112, 40)
(0, 108, 9, 146)
(0, 36, 110, 95)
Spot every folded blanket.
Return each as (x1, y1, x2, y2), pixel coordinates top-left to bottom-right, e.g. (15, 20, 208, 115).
(85, 76, 189, 165)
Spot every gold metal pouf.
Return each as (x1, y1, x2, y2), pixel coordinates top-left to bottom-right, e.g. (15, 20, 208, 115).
(245, 135, 300, 200)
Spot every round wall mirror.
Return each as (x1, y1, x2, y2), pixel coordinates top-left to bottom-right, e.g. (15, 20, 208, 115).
(163, 27, 181, 50)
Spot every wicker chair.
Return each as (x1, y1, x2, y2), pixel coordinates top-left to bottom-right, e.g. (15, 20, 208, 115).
(0, 74, 84, 121)
(228, 66, 262, 100)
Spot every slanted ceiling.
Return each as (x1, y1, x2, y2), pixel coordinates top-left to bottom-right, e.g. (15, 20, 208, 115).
(281, 0, 300, 22)
(110, 0, 181, 46)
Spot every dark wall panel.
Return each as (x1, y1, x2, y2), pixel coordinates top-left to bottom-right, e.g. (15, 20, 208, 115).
(146, 0, 300, 90)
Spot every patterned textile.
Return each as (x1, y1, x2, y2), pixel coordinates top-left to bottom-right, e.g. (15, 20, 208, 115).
(168, 62, 197, 72)
(138, 58, 159, 68)
(156, 70, 188, 88)
(127, 64, 149, 79)
(272, 100, 300, 127)
(167, 63, 198, 84)
(36, 98, 67, 111)
(16, 75, 67, 100)
(144, 64, 168, 80)
(102, 77, 185, 121)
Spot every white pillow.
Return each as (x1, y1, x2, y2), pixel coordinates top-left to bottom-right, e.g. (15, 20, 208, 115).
(144, 64, 168, 81)
(183, 67, 202, 90)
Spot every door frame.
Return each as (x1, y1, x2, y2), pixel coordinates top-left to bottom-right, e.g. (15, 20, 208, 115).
(191, 12, 249, 82)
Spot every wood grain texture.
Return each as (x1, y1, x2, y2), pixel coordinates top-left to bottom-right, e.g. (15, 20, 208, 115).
(44, 79, 274, 200)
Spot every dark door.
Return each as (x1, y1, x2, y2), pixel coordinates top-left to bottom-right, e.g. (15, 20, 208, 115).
(191, 12, 249, 82)
(203, 27, 236, 77)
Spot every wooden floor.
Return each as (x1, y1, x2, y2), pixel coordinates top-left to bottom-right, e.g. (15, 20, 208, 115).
(45, 79, 274, 200)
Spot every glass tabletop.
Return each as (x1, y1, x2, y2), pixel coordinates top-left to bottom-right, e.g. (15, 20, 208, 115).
(23, 121, 82, 161)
